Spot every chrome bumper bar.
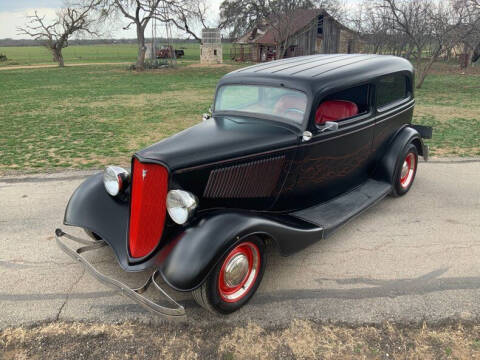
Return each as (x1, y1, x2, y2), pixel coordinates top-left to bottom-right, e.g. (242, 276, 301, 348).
(55, 228, 186, 320)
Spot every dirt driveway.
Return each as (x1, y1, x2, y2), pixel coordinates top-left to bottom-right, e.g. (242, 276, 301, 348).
(0, 62, 131, 71)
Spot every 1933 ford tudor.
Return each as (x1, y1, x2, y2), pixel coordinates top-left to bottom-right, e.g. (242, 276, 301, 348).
(56, 54, 432, 319)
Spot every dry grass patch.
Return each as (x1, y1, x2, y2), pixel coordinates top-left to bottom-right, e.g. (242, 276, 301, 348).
(218, 320, 480, 360)
(3, 320, 480, 359)
(188, 62, 236, 68)
(86, 90, 213, 109)
(415, 104, 480, 123)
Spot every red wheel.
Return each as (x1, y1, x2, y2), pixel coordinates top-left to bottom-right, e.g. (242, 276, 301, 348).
(399, 152, 416, 189)
(391, 143, 418, 197)
(218, 242, 261, 303)
(192, 236, 265, 314)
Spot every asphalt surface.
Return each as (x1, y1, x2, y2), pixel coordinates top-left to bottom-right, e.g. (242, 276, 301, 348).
(1, 160, 479, 329)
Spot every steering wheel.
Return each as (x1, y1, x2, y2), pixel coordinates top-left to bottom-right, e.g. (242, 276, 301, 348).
(283, 107, 304, 116)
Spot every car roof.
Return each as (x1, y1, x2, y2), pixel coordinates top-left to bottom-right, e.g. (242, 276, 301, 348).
(219, 54, 414, 95)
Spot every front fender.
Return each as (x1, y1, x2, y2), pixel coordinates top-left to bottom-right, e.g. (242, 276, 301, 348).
(160, 211, 322, 292)
(63, 173, 135, 269)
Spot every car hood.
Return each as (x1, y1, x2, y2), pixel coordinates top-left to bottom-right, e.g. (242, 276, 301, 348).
(135, 116, 300, 171)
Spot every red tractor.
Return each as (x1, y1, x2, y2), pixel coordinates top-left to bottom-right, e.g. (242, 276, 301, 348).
(156, 45, 184, 59)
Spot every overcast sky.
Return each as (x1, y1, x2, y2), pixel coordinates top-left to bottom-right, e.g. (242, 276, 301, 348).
(0, 0, 359, 40)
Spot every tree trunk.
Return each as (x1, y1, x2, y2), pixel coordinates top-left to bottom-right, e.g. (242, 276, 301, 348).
(415, 55, 437, 89)
(52, 47, 65, 67)
(136, 23, 146, 71)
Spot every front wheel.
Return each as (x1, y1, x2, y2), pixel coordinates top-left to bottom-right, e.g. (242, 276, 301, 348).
(391, 143, 418, 197)
(192, 236, 265, 314)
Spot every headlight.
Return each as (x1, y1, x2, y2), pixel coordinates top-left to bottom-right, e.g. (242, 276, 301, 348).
(103, 166, 130, 196)
(166, 190, 198, 225)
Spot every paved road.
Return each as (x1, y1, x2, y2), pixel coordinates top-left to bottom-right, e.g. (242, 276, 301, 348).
(1, 160, 479, 328)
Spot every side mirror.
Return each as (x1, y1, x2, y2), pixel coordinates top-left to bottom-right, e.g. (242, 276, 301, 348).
(320, 121, 339, 132)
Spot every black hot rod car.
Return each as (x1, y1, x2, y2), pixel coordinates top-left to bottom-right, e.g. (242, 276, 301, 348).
(56, 54, 432, 319)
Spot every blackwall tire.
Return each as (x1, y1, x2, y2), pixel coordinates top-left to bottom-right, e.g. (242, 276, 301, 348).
(192, 236, 266, 314)
(391, 143, 418, 197)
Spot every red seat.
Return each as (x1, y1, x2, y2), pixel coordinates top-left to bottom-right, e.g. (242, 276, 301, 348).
(315, 100, 358, 125)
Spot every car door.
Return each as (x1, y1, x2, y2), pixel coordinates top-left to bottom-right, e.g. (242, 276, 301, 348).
(275, 83, 375, 211)
(371, 73, 414, 160)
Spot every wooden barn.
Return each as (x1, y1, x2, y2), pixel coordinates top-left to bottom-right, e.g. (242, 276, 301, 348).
(231, 9, 361, 62)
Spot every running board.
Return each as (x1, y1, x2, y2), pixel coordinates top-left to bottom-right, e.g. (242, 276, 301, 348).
(291, 179, 392, 238)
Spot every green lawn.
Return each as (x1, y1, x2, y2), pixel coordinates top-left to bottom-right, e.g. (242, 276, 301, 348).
(0, 56, 478, 174)
(0, 43, 233, 66)
(414, 73, 480, 157)
(0, 63, 240, 172)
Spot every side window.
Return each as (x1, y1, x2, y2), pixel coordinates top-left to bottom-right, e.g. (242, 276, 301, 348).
(376, 74, 408, 109)
(315, 84, 370, 126)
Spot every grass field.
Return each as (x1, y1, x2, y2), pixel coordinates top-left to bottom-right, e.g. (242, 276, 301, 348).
(0, 42, 233, 66)
(414, 72, 480, 157)
(0, 46, 479, 174)
(0, 63, 239, 172)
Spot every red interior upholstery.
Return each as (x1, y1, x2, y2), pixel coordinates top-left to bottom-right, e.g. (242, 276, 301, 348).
(315, 100, 358, 125)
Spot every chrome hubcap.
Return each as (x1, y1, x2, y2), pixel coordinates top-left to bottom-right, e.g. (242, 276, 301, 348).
(400, 152, 416, 188)
(218, 242, 261, 303)
(400, 160, 409, 179)
(224, 254, 249, 287)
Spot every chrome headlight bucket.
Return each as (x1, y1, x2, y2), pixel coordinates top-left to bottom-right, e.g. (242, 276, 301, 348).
(103, 166, 130, 196)
(166, 190, 198, 225)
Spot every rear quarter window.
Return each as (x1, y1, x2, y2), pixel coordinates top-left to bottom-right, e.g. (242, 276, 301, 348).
(376, 74, 409, 109)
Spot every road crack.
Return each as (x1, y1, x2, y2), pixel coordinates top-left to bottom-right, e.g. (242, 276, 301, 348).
(55, 267, 85, 321)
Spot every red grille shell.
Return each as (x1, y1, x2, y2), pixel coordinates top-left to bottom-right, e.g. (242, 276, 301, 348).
(128, 159, 168, 258)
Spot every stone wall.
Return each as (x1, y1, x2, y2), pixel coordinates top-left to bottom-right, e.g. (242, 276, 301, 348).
(200, 45, 223, 64)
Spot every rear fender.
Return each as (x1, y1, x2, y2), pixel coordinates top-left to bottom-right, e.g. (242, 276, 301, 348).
(373, 126, 426, 184)
(159, 212, 322, 292)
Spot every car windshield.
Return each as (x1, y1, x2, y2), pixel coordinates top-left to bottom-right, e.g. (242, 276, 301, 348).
(214, 85, 308, 124)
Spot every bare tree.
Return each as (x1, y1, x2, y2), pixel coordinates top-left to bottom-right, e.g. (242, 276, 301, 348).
(105, 0, 161, 71)
(350, 1, 396, 54)
(469, 0, 480, 8)
(17, 0, 103, 67)
(378, 0, 476, 88)
(105, 0, 208, 71)
(156, 0, 210, 42)
(454, 0, 480, 65)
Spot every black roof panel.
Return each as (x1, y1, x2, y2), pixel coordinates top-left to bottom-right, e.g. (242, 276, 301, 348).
(220, 54, 414, 95)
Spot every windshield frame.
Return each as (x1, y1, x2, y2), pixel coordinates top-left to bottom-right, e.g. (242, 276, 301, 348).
(212, 83, 310, 129)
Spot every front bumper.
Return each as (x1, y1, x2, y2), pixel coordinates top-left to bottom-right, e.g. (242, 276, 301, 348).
(55, 228, 186, 320)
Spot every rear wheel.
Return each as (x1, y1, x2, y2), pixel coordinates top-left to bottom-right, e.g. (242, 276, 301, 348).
(192, 236, 265, 314)
(391, 143, 418, 197)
